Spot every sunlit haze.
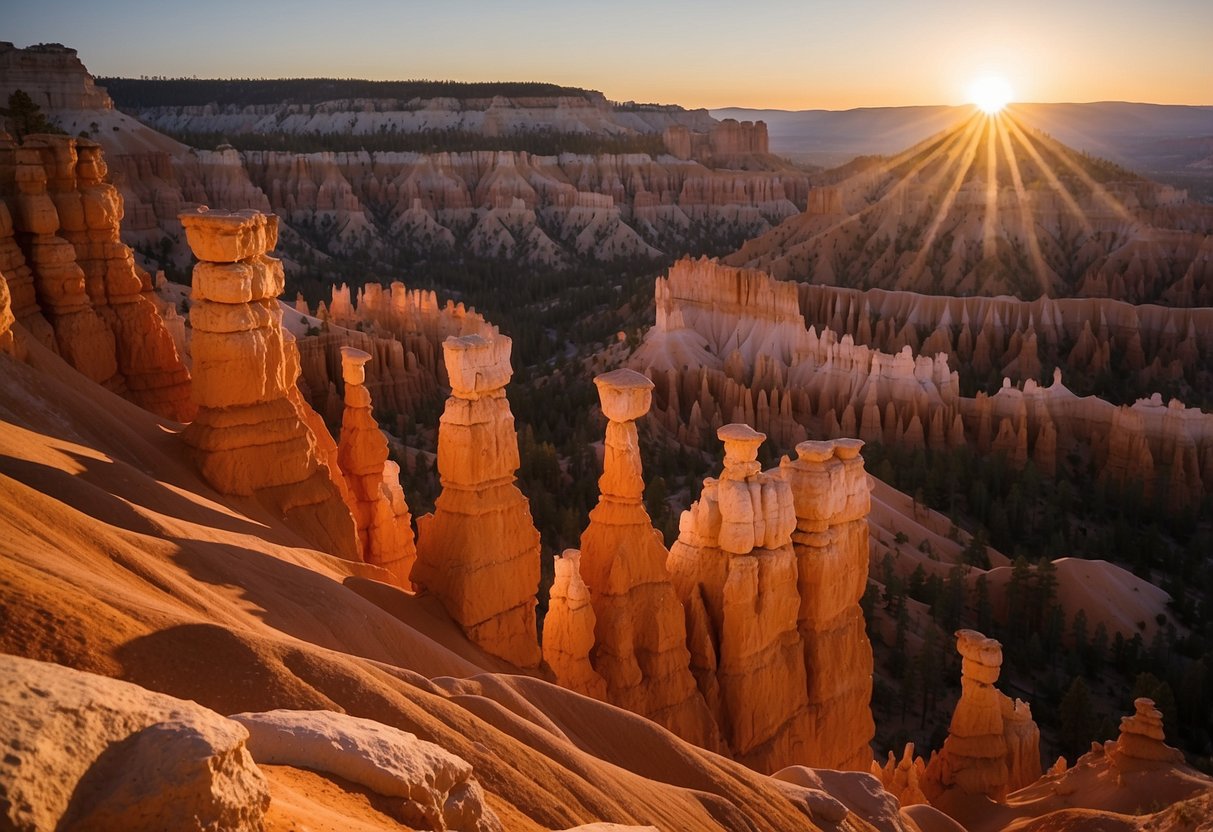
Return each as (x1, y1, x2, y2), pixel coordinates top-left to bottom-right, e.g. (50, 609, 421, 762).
(969, 76, 1014, 114)
(7, 0, 1212, 109)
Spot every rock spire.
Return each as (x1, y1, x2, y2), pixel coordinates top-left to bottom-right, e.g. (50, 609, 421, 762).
(575, 369, 720, 746)
(779, 438, 876, 771)
(337, 345, 416, 587)
(179, 207, 357, 559)
(412, 333, 542, 668)
(925, 630, 1041, 801)
(667, 423, 811, 773)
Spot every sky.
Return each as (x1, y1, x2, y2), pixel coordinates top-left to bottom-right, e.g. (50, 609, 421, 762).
(6, 0, 1212, 110)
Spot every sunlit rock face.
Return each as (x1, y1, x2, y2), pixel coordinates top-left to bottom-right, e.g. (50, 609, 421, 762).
(0, 134, 193, 418)
(542, 549, 608, 701)
(48, 136, 194, 419)
(924, 630, 1040, 801)
(337, 346, 416, 588)
(667, 423, 812, 773)
(412, 333, 542, 668)
(574, 369, 722, 748)
(0, 265, 21, 358)
(179, 207, 358, 559)
(779, 438, 876, 772)
(5, 136, 120, 388)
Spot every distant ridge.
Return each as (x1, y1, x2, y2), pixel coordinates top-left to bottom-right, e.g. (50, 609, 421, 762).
(713, 102, 1213, 197)
(726, 111, 1213, 305)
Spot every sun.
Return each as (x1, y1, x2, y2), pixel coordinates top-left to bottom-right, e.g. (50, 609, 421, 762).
(968, 75, 1013, 114)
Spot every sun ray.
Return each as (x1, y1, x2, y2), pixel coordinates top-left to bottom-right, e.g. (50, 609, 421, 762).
(996, 114, 1054, 297)
(1002, 114, 1094, 237)
(905, 114, 986, 284)
(1007, 111, 1137, 224)
(786, 113, 981, 255)
(983, 114, 999, 261)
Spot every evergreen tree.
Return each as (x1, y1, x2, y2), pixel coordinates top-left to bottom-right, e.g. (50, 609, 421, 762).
(1, 90, 61, 140)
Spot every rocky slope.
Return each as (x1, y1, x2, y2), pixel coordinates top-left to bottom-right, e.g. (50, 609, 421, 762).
(727, 112, 1213, 305)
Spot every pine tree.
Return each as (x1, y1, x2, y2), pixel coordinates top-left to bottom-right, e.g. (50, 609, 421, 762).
(1, 90, 62, 140)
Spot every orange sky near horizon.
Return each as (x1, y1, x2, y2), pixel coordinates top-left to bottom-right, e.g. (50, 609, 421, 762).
(7, 0, 1212, 110)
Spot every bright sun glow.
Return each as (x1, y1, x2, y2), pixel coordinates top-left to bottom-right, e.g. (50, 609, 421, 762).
(968, 75, 1013, 114)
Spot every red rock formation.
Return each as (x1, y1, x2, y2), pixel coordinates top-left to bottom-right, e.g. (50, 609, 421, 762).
(576, 369, 721, 747)
(336, 346, 416, 587)
(6, 137, 120, 387)
(667, 424, 811, 773)
(635, 258, 1213, 510)
(924, 630, 1041, 802)
(1106, 697, 1185, 773)
(46, 136, 193, 420)
(0, 268, 21, 358)
(0, 200, 55, 348)
(779, 438, 875, 772)
(542, 550, 607, 701)
(179, 207, 358, 559)
(1002, 695, 1043, 792)
(412, 333, 542, 668)
(873, 744, 929, 807)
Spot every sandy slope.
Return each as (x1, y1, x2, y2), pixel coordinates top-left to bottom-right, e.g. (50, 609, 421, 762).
(0, 336, 902, 831)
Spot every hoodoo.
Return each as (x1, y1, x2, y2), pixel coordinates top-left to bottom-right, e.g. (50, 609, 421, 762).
(7, 136, 119, 387)
(667, 423, 811, 773)
(577, 369, 721, 746)
(412, 333, 543, 668)
(542, 549, 608, 700)
(178, 206, 358, 559)
(337, 345, 417, 587)
(779, 438, 876, 772)
(59, 138, 193, 420)
(925, 630, 1041, 801)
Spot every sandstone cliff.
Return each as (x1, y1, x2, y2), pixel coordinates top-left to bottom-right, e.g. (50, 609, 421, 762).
(2, 44, 813, 273)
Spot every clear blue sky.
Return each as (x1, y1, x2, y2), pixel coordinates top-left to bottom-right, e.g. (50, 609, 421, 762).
(7, 0, 1212, 108)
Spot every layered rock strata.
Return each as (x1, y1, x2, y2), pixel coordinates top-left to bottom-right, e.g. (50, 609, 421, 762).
(412, 333, 542, 668)
(576, 369, 720, 746)
(44, 135, 193, 420)
(1107, 697, 1185, 774)
(337, 345, 416, 587)
(667, 423, 811, 772)
(925, 630, 1041, 801)
(5, 135, 120, 387)
(635, 258, 1213, 509)
(779, 438, 875, 771)
(542, 550, 608, 700)
(179, 207, 357, 559)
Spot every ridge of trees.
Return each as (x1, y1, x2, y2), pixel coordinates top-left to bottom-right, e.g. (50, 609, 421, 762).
(98, 77, 603, 109)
